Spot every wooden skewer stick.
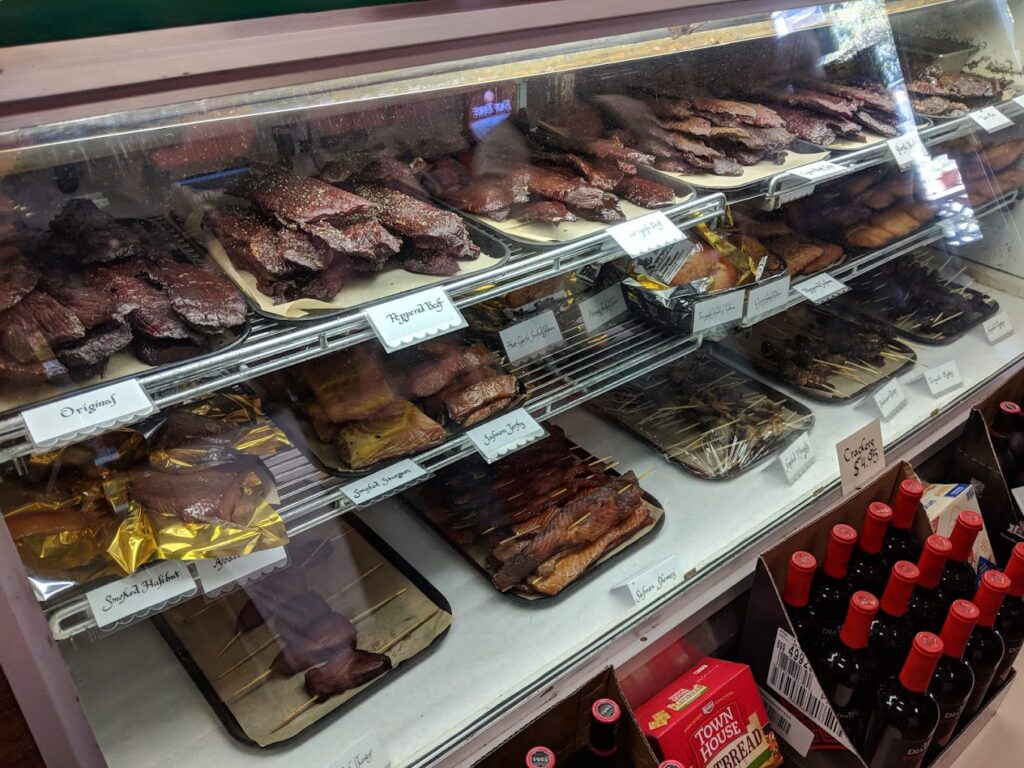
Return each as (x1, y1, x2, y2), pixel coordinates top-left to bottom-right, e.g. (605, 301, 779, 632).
(376, 610, 441, 654)
(216, 635, 279, 680)
(268, 696, 320, 734)
(216, 631, 246, 659)
(349, 588, 408, 623)
(229, 669, 274, 701)
(324, 562, 385, 604)
(930, 311, 964, 328)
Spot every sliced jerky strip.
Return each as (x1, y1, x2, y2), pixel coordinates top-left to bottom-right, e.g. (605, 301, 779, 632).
(155, 261, 247, 334)
(0, 354, 66, 384)
(0, 246, 39, 312)
(688, 96, 785, 128)
(769, 105, 837, 146)
(911, 95, 969, 117)
(298, 259, 346, 302)
(854, 110, 899, 137)
(55, 322, 132, 368)
(613, 176, 675, 208)
(531, 153, 624, 192)
(520, 165, 614, 209)
(43, 284, 117, 329)
(790, 78, 896, 113)
(204, 208, 298, 280)
(131, 337, 204, 365)
(233, 165, 373, 224)
(351, 183, 473, 253)
(303, 219, 401, 268)
(440, 177, 514, 214)
(0, 290, 85, 363)
(760, 88, 859, 119)
(402, 251, 459, 276)
(648, 128, 723, 160)
(90, 269, 192, 340)
(508, 201, 577, 224)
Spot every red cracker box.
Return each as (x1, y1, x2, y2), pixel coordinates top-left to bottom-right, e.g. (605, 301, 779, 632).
(635, 657, 784, 768)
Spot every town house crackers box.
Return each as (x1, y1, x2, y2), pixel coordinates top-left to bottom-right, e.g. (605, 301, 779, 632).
(635, 657, 783, 768)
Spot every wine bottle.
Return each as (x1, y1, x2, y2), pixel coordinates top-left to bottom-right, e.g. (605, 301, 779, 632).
(963, 570, 1011, 717)
(990, 401, 1024, 487)
(816, 591, 879, 747)
(909, 535, 953, 634)
(527, 747, 557, 768)
(565, 699, 630, 768)
(782, 551, 818, 645)
(810, 524, 858, 649)
(862, 632, 943, 768)
(927, 600, 980, 758)
(848, 502, 893, 596)
(994, 542, 1024, 687)
(939, 510, 984, 606)
(882, 479, 924, 567)
(870, 561, 921, 680)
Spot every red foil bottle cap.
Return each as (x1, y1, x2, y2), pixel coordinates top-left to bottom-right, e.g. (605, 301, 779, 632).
(860, 502, 893, 554)
(526, 747, 556, 767)
(939, 600, 981, 658)
(892, 478, 924, 530)
(949, 510, 984, 563)
(881, 560, 921, 617)
(900, 632, 944, 693)
(592, 698, 620, 724)
(1003, 542, 1024, 598)
(659, 763, 685, 768)
(824, 524, 858, 578)
(999, 401, 1021, 415)
(783, 551, 817, 608)
(840, 591, 880, 649)
(974, 570, 1011, 627)
(916, 535, 953, 589)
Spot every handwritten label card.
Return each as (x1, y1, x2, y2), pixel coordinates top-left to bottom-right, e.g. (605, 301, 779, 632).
(837, 419, 885, 496)
(887, 132, 928, 171)
(622, 556, 682, 605)
(691, 291, 745, 333)
(745, 275, 792, 322)
(499, 310, 564, 364)
(579, 284, 628, 334)
(340, 459, 428, 507)
(792, 159, 844, 182)
(793, 273, 848, 305)
(925, 361, 963, 396)
(23, 379, 155, 448)
(608, 211, 684, 257)
(87, 561, 197, 629)
(364, 287, 466, 352)
(779, 433, 815, 484)
(1014, 95, 1024, 110)
(984, 311, 1013, 344)
(873, 379, 908, 421)
(970, 106, 1013, 134)
(328, 730, 390, 768)
(194, 547, 288, 595)
(466, 408, 545, 463)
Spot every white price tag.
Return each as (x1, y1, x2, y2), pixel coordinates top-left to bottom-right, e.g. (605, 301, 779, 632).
(758, 686, 815, 757)
(873, 379, 908, 421)
(86, 562, 197, 629)
(887, 133, 928, 171)
(608, 211, 684, 257)
(466, 408, 546, 463)
(340, 459, 428, 506)
(745, 274, 791, 322)
(1011, 486, 1024, 513)
(363, 287, 466, 352)
(622, 556, 681, 605)
(499, 309, 564, 364)
(983, 311, 1013, 344)
(579, 284, 628, 334)
(924, 361, 963, 396)
(836, 419, 885, 496)
(194, 547, 288, 595)
(22, 379, 155, 448)
(792, 159, 844, 182)
(328, 730, 390, 768)
(793, 273, 848, 304)
(779, 433, 815, 484)
(691, 290, 745, 333)
(970, 106, 1013, 133)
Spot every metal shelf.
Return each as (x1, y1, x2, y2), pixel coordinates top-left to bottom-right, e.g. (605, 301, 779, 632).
(44, 316, 702, 640)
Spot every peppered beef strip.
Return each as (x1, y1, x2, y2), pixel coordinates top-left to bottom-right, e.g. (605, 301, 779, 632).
(769, 105, 837, 146)
(204, 208, 300, 280)
(401, 251, 460, 276)
(790, 78, 897, 113)
(508, 201, 577, 224)
(301, 219, 401, 268)
(531, 152, 624, 192)
(688, 96, 786, 128)
(54, 322, 132, 369)
(0, 246, 40, 312)
(613, 176, 675, 208)
(154, 261, 247, 334)
(351, 183, 476, 255)
(297, 258, 346, 302)
(232, 164, 374, 225)
(520, 165, 615, 209)
(760, 87, 859, 119)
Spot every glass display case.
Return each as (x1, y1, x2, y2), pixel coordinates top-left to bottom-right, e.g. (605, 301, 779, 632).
(1, 0, 1024, 766)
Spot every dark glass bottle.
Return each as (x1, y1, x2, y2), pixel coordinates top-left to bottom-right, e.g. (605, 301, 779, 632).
(526, 747, 556, 768)
(848, 501, 893, 596)
(909, 535, 953, 634)
(990, 401, 1024, 488)
(810, 524, 858, 650)
(870, 561, 921, 680)
(927, 600, 980, 758)
(565, 699, 630, 768)
(963, 570, 1011, 717)
(862, 632, 943, 768)
(939, 510, 984, 607)
(994, 542, 1024, 688)
(816, 591, 879, 747)
(782, 551, 818, 646)
(882, 479, 924, 568)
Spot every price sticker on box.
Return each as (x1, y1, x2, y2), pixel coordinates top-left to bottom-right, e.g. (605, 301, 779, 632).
(340, 459, 428, 507)
(620, 556, 682, 606)
(608, 211, 684, 257)
(692, 290, 745, 334)
(779, 433, 815, 484)
(87, 562, 198, 629)
(22, 378, 156, 448)
(793, 273, 848, 304)
(983, 311, 1013, 344)
(328, 730, 390, 768)
(836, 419, 885, 496)
(970, 106, 1013, 134)
(792, 159, 845, 183)
(873, 378, 908, 421)
(924, 361, 963, 396)
(466, 408, 546, 463)
(194, 547, 288, 595)
(579, 284, 628, 334)
(887, 132, 928, 171)
(745, 275, 791, 322)
(364, 287, 467, 352)
(499, 309, 564, 364)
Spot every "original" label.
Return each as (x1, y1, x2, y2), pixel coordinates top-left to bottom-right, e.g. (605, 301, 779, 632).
(194, 547, 288, 595)
(873, 378, 908, 421)
(87, 561, 197, 629)
(23, 379, 156, 448)
(340, 459, 428, 506)
(623, 555, 681, 605)
(836, 419, 885, 496)
(983, 311, 1013, 344)
(364, 287, 467, 352)
(579, 284, 628, 334)
(779, 433, 815, 484)
(793, 273, 848, 304)
(745, 275, 791, 322)
(970, 106, 1013, 134)
(608, 211, 684, 257)
(499, 309, 564, 364)
(466, 408, 546, 463)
